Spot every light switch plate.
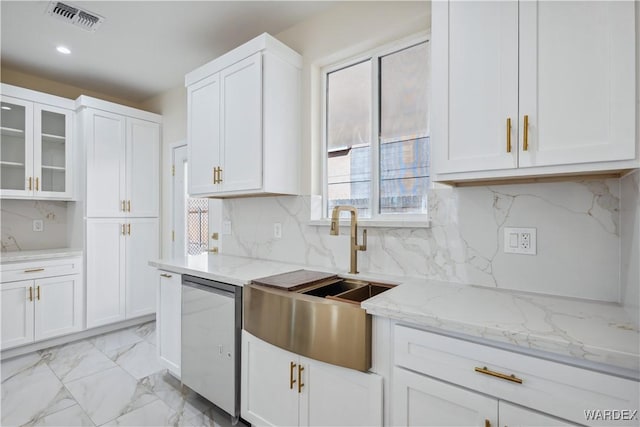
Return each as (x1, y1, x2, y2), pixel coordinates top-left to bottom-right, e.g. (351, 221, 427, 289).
(504, 227, 536, 255)
(273, 223, 282, 239)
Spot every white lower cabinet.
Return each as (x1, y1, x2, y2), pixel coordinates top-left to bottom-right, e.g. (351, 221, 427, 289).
(241, 331, 383, 427)
(157, 270, 181, 377)
(391, 324, 639, 427)
(0, 257, 83, 350)
(86, 218, 159, 328)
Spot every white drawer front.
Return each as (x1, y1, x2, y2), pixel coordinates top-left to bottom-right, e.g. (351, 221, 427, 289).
(1, 257, 82, 283)
(394, 324, 639, 426)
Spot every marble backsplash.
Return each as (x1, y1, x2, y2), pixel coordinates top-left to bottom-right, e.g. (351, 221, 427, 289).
(621, 170, 640, 324)
(0, 200, 68, 252)
(221, 179, 624, 302)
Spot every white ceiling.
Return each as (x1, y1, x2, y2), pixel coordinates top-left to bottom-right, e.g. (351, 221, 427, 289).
(1, 1, 336, 102)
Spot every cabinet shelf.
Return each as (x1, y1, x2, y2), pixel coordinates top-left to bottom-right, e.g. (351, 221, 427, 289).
(1, 127, 25, 137)
(0, 161, 26, 168)
(42, 133, 66, 144)
(41, 165, 66, 171)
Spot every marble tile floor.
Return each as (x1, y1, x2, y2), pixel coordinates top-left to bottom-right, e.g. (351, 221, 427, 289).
(1, 322, 240, 427)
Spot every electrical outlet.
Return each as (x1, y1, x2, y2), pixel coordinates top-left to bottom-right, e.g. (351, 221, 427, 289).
(273, 223, 282, 239)
(222, 221, 232, 235)
(33, 220, 43, 232)
(504, 227, 536, 255)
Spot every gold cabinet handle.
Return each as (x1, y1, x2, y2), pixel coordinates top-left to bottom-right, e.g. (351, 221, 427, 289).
(121, 200, 126, 212)
(127, 200, 131, 212)
(213, 167, 217, 184)
(127, 223, 131, 235)
(35, 177, 39, 191)
(121, 224, 126, 235)
(36, 285, 41, 301)
(474, 366, 522, 384)
(24, 268, 45, 273)
(298, 364, 304, 393)
(506, 118, 512, 153)
(290, 361, 297, 389)
(160, 273, 172, 278)
(28, 177, 33, 191)
(218, 167, 223, 184)
(28, 286, 33, 302)
(523, 115, 529, 151)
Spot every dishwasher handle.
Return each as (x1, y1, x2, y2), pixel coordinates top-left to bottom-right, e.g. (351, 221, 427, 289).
(182, 279, 236, 298)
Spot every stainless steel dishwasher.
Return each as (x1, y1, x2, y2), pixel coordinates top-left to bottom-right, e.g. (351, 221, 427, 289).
(181, 275, 242, 424)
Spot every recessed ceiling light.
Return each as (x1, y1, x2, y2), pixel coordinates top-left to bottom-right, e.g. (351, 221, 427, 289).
(1, 106, 11, 110)
(56, 46, 71, 55)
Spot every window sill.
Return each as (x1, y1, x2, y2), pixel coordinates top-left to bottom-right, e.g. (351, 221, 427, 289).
(307, 219, 431, 229)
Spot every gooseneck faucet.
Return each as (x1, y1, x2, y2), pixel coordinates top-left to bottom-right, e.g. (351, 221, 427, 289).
(329, 205, 367, 274)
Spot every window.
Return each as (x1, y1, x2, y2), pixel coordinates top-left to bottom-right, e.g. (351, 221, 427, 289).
(324, 37, 430, 220)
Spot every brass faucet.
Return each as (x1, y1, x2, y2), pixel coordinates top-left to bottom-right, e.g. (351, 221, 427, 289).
(329, 205, 367, 274)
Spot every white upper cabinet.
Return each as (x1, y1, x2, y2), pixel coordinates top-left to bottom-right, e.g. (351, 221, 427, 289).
(186, 33, 301, 198)
(432, 1, 638, 183)
(78, 96, 161, 217)
(1, 85, 74, 200)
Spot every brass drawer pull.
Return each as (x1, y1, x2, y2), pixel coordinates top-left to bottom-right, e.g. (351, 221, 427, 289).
(121, 224, 126, 235)
(160, 273, 172, 278)
(28, 287, 33, 302)
(290, 361, 297, 389)
(36, 285, 41, 301)
(127, 200, 131, 212)
(127, 223, 131, 235)
(28, 177, 33, 191)
(298, 364, 304, 393)
(523, 115, 529, 151)
(24, 268, 45, 273)
(474, 366, 522, 384)
(122, 200, 126, 211)
(35, 177, 39, 191)
(506, 118, 512, 153)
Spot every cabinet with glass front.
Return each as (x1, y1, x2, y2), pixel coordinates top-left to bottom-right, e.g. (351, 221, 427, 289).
(1, 84, 74, 200)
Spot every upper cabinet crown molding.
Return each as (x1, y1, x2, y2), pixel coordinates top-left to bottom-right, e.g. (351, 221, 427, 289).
(75, 95, 162, 124)
(186, 32, 302, 198)
(1, 83, 75, 110)
(431, 0, 639, 184)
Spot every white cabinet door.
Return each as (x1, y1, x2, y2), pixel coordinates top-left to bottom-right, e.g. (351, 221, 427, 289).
(86, 110, 126, 217)
(125, 218, 159, 318)
(300, 357, 383, 427)
(86, 219, 126, 328)
(33, 104, 73, 199)
(519, 1, 636, 168)
(0, 96, 34, 198)
(219, 52, 263, 193)
(0, 280, 35, 349)
(432, 0, 518, 174)
(499, 402, 576, 427)
(241, 331, 299, 427)
(126, 118, 160, 217)
(34, 274, 82, 340)
(157, 270, 181, 377)
(188, 73, 221, 196)
(392, 367, 498, 427)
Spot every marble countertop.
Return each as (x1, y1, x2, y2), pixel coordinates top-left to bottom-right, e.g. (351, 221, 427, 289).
(151, 253, 639, 376)
(363, 279, 640, 376)
(1, 248, 83, 263)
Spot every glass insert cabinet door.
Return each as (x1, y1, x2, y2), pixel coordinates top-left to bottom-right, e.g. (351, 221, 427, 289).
(1, 96, 33, 197)
(0, 96, 73, 199)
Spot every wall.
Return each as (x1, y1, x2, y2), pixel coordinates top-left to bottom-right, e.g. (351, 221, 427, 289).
(621, 170, 640, 325)
(0, 200, 68, 251)
(221, 178, 621, 302)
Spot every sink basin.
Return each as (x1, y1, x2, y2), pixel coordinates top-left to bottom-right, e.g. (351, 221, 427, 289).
(244, 275, 397, 372)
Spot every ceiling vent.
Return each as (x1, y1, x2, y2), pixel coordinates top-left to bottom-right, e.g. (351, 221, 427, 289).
(46, 1, 105, 32)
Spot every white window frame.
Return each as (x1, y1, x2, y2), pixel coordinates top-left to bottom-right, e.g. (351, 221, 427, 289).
(321, 33, 431, 223)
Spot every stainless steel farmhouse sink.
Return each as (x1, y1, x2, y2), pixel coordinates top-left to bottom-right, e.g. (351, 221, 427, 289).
(243, 271, 396, 372)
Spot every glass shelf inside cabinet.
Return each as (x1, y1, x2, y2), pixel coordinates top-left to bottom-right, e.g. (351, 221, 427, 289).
(40, 110, 67, 193)
(1, 101, 27, 191)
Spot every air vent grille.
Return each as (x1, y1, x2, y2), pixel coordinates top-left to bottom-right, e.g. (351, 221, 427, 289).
(46, 1, 105, 32)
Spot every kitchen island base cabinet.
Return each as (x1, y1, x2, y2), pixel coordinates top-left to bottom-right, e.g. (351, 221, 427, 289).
(241, 331, 383, 427)
(157, 270, 181, 377)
